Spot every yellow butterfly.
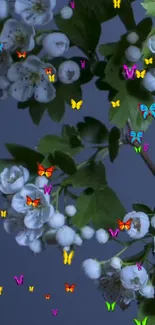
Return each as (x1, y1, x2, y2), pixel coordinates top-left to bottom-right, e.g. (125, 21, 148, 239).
(63, 250, 74, 265)
(144, 58, 153, 65)
(111, 100, 120, 107)
(71, 99, 83, 110)
(48, 74, 55, 82)
(136, 70, 146, 78)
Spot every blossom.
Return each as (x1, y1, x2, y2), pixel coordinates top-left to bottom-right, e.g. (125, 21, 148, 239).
(60, 6, 73, 19)
(139, 284, 154, 298)
(95, 229, 109, 244)
(15, 0, 56, 26)
(148, 36, 155, 54)
(82, 259, 101, 280)
(0, 165, 29, 194)
(126, 32, 139, 44)
(0, 0, 10, 19)
(0, 19, 35, 52)
(125, 46, 142, 62)
(143, 70, 155, 92)
(151, 215, 155, 228)
(58, 60, 80, 84)
(47, 211, 65, 229)
(63, 246, 70, 251)
(120, 265, 148, 291)
(65, 205, 76, 217)
(28, 239, 43, 253)
(110, 257, 122, 270)
(7, 55, 56, 102)
(56, 225, 75, 246)
(123, 211, 150, 239)
(43, 32, 69, 57)
(35, 176, 48, 188)
(11, 183, 54, 229)
(81, 226, 94, 239)
(74, 234, 83, 246)
(120, 288, 135, 306)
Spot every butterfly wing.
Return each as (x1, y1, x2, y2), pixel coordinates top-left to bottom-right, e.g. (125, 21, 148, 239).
(76, 100, 83, 110)
(111, 301, 116, 311)
(26, 196, 32, 205)
(116, 100, 120, 106)
(136, 70, 140, 78)
(130, 131, 136, 143)
(124, 218, 132, 230)
(105, 302, 111, 311)
(45, 166, 55, 178)
(71, 99, 76, 109)
(32, 199, 40, 207)
(108, 229, 113, 236)
(149, 103, 155, 118)
(144, 59, 148, 64)
(117, 219, 124, 230)
(139, 104, 149, 119)
(133, 319, 141, 325)
(65, 283, 69, 292)
(37, 163, 45, 176)
(63, 250, 68, 265)
(141, 70, 146, 78)
(70, 284, 76, 292)
(142, 317, 148, 325)
(68, 250, 74, 265)
(111, 101, 115, 107)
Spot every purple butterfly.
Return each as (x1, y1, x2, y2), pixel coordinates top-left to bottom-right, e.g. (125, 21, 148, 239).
(14, 275, 24, 285)
(70, 1, 75, 8)
(52, 309, 58, 316)
(123, 64, 136, 79)
(136, 262, 142, 271)
(108, 229, 120, 237)
(80, 60, 86, 68)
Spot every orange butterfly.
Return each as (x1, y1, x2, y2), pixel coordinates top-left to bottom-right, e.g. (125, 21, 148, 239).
(117, 218, 132, 231)
(65, 283, 76, 293)
(37, 163, 55, 178)
(26, 196, 40, 207)
(45, 68, 52, 75)
(16, 51, 27, 58)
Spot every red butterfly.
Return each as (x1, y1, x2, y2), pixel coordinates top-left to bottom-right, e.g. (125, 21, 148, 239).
(45, 68, 52, 75)
(65, 283, 76, 293)
(37, 163, 55, 178)
(26, 196, 40, 207)
(16, 51, 27, 58)
(117, 218, 132, 231)
(45, 294, 51, 300)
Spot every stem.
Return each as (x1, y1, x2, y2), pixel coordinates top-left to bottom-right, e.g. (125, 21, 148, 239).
(100, 245, 129, 265)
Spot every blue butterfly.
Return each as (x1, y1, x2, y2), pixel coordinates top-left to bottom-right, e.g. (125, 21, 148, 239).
(139, 103, 155, 119)
(130, 131, 143, 144)
(0, 43, 4, 52)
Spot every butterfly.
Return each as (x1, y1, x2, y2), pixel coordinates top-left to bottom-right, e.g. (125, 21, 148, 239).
(16, 51, 27, 58)
(26, 196, 40, 207)
(48, 74, 55, 82)
(105, 301, 116, 312)
(0, 43, 4, 52)
(70, 0, 75, 8)
(123, 64, 136, 79)
(108, 229, 120, 237)
(134, 146, 141, 153)
(14, 275, 24, 285)
(52, 309, 58, 316)
(130, 131, 143, 144)
(135, 70, 146, 78)
(71, 99, 83, 110)
(133, 317, 148, 325)
(63, 250, 74, 265)
(144, 58, 153, 65)
(45, 294, 51, 299)
(111, 100, 120, 107)
(136, 262, 142, 271)
(45, 68, 52, 75)
(80, 60, 85, 68)
(65, 283, 76, 292)
(139, 103, 155, 119)
(37, 163, 55, 178)
(117, 218, 132, 231)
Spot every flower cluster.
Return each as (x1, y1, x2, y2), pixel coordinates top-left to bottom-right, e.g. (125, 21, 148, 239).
(0, 1, 80, 102)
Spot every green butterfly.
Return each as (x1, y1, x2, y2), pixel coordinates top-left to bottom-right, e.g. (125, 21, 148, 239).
(134, 146, 141, 153)
(105, 301, 116, 311)
(133, 316, 148, 325)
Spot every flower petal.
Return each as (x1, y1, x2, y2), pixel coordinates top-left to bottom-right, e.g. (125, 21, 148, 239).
(0, 0, 9, 19)
(24, 205, 53, 229)
(9, 78, 34, 101)
(7, 62, 26, 81)
(0, 76, 10, 89)
(23, 55, 43, 72)
(15, 228, 43, 246)
(34, 79, 56, 102)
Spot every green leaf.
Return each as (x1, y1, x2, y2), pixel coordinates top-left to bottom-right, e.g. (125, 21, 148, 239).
(5, 144, 44, 172)
(138, 299, 155, 325)
(136, 18, 152, 43)
(141, 0, 155, 16)
(62, 162, 107, 189)
(37, 135, 82, 156)
(94, 61, 107, 77)
(123, 243, 152, 264)
(99, 42, 118, 57)
(72, 186, 126, 229)
(108, 127, 121, 162)
(18, 99, 46, 125)
(77, 117, 109, 143)
(61, 125, 83, 148)
(47, 95, 65, 122)
(132, 203, 153, 214)
(56, 81, 82, 106)
(53, 151, 77, 175)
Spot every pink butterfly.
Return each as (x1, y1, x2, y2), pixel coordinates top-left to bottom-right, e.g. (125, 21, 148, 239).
(108, 228, 120, 237)
(70, 1, 75, 8)
(14, 275, 24, 285)
(52, 309, 58, 316)
(123, 64, 136, 79)
(80, 60, 85, 68)
(136, 262, 142, 271)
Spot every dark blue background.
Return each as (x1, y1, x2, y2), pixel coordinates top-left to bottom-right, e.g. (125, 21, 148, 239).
(0, 1, 154, 324)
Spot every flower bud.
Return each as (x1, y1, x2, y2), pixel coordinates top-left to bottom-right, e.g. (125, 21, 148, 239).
(110, 257, 122, 270)
(35, 176, 48, 188)
(126, 32, 139, 44)
(125, 46, 141, 62)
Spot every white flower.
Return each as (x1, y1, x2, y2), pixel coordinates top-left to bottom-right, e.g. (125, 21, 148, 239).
(47, 211, 65, 229)
(110, 257, 122, 270)
(151, 216, 155, 228)
(139, 284, 154, 298)
(126, 32, 139, 44)
(74, 234, 83, 246)
(82, 259, 101, 280)
(43, 32, 69, 57)
(63, 246, 70, 251)
(0, 19, 35, 52)
(15, 0, 56, 26)
(58, 60, 80, 84)
(56, 225, 75, 246)
(95, 229, 109, 244)
(28, 239, 43, 253)
(7, 56, 56, 102)
(60, 6, 73, 19)
(35, 176, 48, 188)
(125, 46, 142, 62)
(81, 226, 94, 240)
(120, 265, 148, 291)
(0, 0, 10, 19)
(120, 288, 135, 305)
(11, 183, 54, 229)
(43, 228, 56, 244)
(123, 211, 150, 239)
(65, 205, 76, 217)
(0, 165, 29, 194)
(148, 36, 155, 54)
(143, 70, 155, 92)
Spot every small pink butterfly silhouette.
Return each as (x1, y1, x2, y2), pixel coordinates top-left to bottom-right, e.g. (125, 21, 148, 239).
(14, 275, 24, 285)
(70, 0, 75, 8)
(136, 262, 142, 271)
(108, 228, 120, 237)
(80, 60, 85, 68)
(52, 309, 58, 316)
